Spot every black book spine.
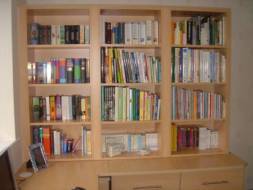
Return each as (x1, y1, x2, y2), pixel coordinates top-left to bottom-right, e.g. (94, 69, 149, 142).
(70, 25, 75, 44)
(80, 58, 86, 83)
(76, 25, 80, 44)
(66, 58, 74, 83)
(65, 25, 70, 44)
(72, 95, 77, 120)
(105, 22, 112, 44)
(101, 48, 105, 83)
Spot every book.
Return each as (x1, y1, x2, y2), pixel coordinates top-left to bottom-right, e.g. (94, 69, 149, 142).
(172, 87, 224, 120)
(101, 48, 161, 84)
(101, 86, 160, 121)
(173, 16, 225, 45)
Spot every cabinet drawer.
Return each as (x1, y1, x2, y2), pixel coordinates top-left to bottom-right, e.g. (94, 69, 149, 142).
(181, 168, 244, 190)
(112, 173, 180, 190)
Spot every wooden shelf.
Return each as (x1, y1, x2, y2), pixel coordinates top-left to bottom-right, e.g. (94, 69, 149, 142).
(172, 82, 226, 87)
(27, 44, 90, 49)
(102, 151, 160, 160)
(171, 44, 225, 49)
(171, 119, 225, 125)
(101, 44, 160, 48)
(30, 120, 91, 126)
(48, 152, 92, 162)
(171, 148, 225, 157)
(101, 83, 161, 87)
(101, 120, 161, 125)
(28, 83, 91, 88)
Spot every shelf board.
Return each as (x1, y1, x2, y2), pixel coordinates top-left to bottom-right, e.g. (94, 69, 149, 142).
(102, 151, 160, 160)
(101, 120, 161, 125)
(171, 119, 224, 125)
(27, 44, 90, 49)
(48, 152, 92, 162)
(30, 120, 91, 126)
(101, 44, 160, 48)
(171, 44, 225, 49)
(28, 83, 91, 88)
(172, 82, 226, 87)
(171, 148, 225, 157)
(101, 83, 161, 87)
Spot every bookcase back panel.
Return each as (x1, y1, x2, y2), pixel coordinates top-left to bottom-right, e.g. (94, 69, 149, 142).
(34, 87, 91, 97)
(30, 49, 89, 61)
(100, 9, 160, 17)
(32, 15, 89, 25)
(102, 125, 157, 134)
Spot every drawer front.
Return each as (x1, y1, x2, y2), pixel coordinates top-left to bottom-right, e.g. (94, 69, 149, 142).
(181, 168, 244, 190)
(112, 173, 180, 190)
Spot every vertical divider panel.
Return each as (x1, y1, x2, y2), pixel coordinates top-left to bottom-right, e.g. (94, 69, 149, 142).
(223, 10, 231, 152)
(18, 6, 30, 162)
(90, 6, 101, 159)
(160, 7, 171, 156)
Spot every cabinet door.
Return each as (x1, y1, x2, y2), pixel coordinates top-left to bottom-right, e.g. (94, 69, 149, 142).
(181, 168, 244, 190)
(112, 173, 180, 190)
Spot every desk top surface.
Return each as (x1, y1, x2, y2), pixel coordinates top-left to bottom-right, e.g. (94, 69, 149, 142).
(17, 153, 246, 190)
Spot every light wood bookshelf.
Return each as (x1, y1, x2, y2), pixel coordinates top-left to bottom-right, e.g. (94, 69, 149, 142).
(17, 5, 230, 162)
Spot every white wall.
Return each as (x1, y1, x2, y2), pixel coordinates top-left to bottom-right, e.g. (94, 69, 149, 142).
(0, 1, 15, 141)
(20, 0, 253, 189)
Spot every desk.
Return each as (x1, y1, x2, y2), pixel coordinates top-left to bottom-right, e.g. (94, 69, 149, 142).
(17, 154, 246, 190)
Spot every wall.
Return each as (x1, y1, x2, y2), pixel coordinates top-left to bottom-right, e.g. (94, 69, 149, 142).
(0, 0, 15, 141)
(22, 0, 253, 189)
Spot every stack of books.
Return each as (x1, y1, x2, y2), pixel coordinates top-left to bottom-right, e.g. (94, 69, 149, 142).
(171, 125, 219, 152)
(101, 48, 161, 83)
(104, 20, 158, 45)
(102, 133, 158, 157)
(171, 48, 226, 83)
(101, 86, 160, 121)
(27, 58, 90, 84)
(172, 16, 225, 45)
(32, 95, 90, 121)
(29, 23, 90, 44)
(172, 87, 224, 120)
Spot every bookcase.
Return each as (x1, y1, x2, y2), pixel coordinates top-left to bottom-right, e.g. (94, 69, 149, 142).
(17, 5, 230, 162)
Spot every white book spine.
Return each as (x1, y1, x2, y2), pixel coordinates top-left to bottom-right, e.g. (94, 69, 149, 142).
(145, 20, 152, 45)
(153, 20, 159, 45)
(46, 96, 50, 121)
(80, 24, 85, 44)
(84, 25, 90, 44)
(139, 21, 146, 45)
(61, 96, 68, 121)
(46, 61, 51, 84)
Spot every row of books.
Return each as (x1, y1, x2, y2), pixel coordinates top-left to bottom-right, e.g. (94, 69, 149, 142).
(32, 95, 90, 121)
(101, 48, 161, 83)
(102, 133, 158, 157)
(32, 126, 91, 156)
(27, 58, 90, 84)
(171, 48, 226, 83)
(172, 16, 225, 45)
(171, 87, 224, 120)
(171, 126, 219, 152)
(29, 23, 90, 45)
(104, 21, 158, 45)
(101, 87, 161, 121)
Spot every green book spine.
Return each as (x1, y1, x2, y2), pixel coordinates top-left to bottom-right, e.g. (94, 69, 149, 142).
(74, 58, 81, 83)
(60, 25, 65, 44)
(32, 96, 40, 121)
(39, 127, 43, 143)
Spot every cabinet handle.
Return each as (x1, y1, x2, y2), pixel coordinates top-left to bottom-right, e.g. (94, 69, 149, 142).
(132, 185, 162, 190)
(202, 180, 229, 186)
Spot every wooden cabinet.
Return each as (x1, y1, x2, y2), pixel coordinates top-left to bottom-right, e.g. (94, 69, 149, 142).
(112, 173, 180, 190)
(181, 168, 244, 190)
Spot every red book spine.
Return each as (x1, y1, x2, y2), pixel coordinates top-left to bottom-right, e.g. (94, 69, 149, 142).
(43, 127, 51, 155)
